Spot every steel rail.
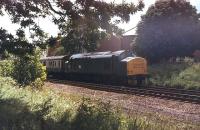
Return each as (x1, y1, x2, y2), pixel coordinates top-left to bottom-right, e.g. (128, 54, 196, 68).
(47, 79, 200, 104)
(149, 86, 200, 95)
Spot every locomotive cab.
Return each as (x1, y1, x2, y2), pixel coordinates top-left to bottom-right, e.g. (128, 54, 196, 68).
(121, 57, 148, 86)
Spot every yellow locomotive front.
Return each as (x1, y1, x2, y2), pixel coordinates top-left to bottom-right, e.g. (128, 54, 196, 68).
(121, 57, 148, 85)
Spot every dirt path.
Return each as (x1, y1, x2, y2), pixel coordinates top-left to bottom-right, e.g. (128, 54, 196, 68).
(45, 82, 200, 125)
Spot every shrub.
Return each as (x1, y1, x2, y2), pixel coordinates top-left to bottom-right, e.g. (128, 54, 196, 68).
(13, 50, 46, 87)
(166, 63, 200, 89)
(0, 60, 14, 77)
(149, 62, 200, 89)
(72, 98, 121, 130)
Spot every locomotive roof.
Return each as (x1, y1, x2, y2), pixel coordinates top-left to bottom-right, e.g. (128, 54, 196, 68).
(121, 57, 142, 62)
(70, 50, 126, 59)
(40, 55, 67, 60)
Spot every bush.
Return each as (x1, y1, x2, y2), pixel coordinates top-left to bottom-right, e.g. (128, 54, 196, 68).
(13, 50, 46, 87)
(0, 60, 14, 77)
(166, 64, 200, 89)
(149, 62, 200, 89)
(72, 98, 121, 130)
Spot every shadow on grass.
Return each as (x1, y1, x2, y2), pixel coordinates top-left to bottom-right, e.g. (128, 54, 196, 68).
(0, 98, 71, 130)
(0, 98, 132, 130)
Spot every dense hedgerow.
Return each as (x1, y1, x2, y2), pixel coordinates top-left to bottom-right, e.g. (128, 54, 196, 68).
(149, 62, 200, 89)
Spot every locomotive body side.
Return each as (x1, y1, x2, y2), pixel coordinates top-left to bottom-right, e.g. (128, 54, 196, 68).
(66, 50, 127, 75)
(64, 50, 128, 83)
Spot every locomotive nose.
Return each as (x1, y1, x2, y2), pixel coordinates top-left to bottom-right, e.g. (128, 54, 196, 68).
(121, 57, 148, 86)
(121, 57, 147, 76)
(127, 57, 147, 76)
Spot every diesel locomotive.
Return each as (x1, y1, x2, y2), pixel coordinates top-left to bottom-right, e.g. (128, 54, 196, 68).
(41, 50, 148, 86)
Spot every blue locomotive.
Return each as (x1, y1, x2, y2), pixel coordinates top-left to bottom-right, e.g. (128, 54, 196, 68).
(41, 50, 148, 85)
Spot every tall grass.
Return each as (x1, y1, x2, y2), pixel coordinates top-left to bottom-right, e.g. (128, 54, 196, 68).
(0, 76, 147, 130)
(0, 76, 199, 130)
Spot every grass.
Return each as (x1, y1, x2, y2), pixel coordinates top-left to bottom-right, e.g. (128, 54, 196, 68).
(149, 62, 200, 89)
(0, 76, 145, 130)
(0, 76, 199, 130)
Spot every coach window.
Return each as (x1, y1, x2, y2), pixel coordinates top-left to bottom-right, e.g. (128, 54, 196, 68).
(59, 61, 61, 68)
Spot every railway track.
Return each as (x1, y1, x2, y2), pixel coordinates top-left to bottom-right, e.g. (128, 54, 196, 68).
(47, 79, 200, 104)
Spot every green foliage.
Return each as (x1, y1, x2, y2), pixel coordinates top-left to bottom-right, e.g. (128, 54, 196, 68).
(0, 76, 199, 130)
(0, 28, 14, 56)
(149, 62, 200, 89)
(54, 46, 65, 56)
(0, 79, 135, 130)
(0, 60, 14, 77)
(13, 50, 46, 87)
(47, 36, 58, 48)
(72, 98, 121, 130)
(61, 30, 107, 54)
(0, 77, 72, 130)
(135, 0, 200, 62)
(165, 63, 200, 89)
(0, 0, 144, 55)
(0, 28, 35, 57)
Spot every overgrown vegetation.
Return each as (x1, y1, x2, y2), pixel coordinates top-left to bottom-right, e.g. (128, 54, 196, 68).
(0, 0, 144, 55)
(0, 60, 14, 77)
(149, 62, 200, 89)
(13, 51, 46, 87)
(0, 76, 198, 130)
(0, 50, 46, 87)
(0, 77, 145, 130)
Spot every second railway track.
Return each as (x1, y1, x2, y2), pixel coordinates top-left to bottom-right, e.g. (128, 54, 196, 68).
(47, 79, 200, 104)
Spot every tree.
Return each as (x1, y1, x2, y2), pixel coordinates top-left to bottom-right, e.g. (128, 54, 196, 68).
(0, 28, 34, 57)
(0, 28, 46, 86)
(135, 0, 200, 62)
(0, 0, 144, 54)
(0, 0, 144, 86)
(0, 28, 14, 58)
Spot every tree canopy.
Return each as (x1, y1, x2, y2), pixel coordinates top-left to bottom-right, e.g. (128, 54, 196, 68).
(0, 0, 144, 55)
(135, 0, 200, 62)
(0, 28, 34, 57)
